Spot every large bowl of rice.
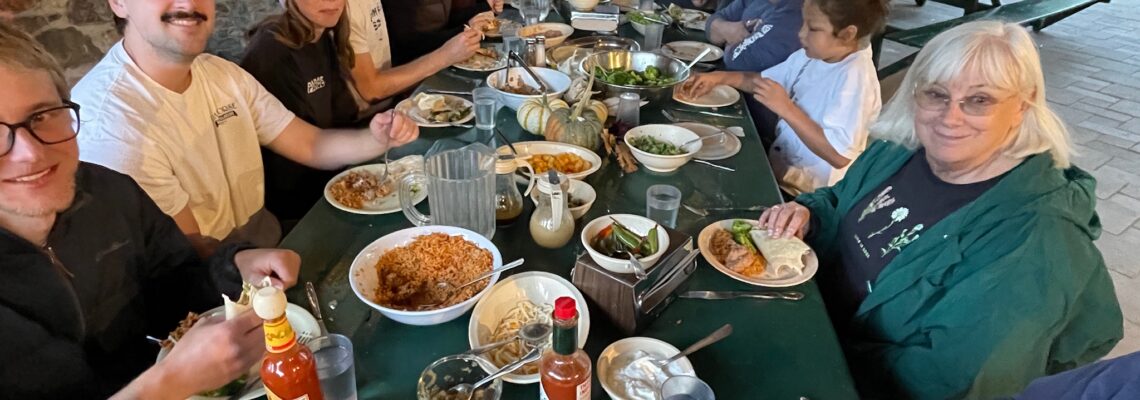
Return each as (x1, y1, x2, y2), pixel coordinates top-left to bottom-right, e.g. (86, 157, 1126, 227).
(349, 225, 503, 326)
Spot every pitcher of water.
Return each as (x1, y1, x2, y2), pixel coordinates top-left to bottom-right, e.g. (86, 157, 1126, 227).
(400, 141, 497, 238)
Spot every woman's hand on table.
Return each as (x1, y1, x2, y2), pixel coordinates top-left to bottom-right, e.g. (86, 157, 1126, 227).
(758, 202, 811, 239)
(369, 110, 421, 149)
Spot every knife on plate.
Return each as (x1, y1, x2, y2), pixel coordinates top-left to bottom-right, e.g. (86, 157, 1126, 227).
(680, 290, 805, 301)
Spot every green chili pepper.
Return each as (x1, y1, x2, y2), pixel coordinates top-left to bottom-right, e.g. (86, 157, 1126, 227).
(641, 225, 660, 255)
(609, 220, 644, 252)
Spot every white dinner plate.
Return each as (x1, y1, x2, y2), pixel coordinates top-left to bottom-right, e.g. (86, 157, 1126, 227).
(673, 122, 741, 161)
(661, 41, 722, 63)
(154, 304, 319, 400)
(495, 141, 603, 180)
(395, 95, 475, 128)
(676, 9, 711, 31)
(672, 84, 741, 108)
(698, 219, 819, 288)
(452, 46, 509, 72)
(323, 155, 427, 215)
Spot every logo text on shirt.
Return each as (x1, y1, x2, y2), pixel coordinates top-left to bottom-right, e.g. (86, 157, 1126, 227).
(732, 24, 773, 61)
(212, 103, 238, 127)
(307, 76, 326, 94)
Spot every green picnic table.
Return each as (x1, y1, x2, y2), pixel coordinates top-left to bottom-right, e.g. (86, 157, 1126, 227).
(281, 12, 857, 400)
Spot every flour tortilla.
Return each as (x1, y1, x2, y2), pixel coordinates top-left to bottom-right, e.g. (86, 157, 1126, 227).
(749, 230, 811, 279)
(223, 278, 271, 319)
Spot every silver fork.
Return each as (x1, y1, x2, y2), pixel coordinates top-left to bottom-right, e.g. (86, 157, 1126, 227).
(379, 149, 391, 183)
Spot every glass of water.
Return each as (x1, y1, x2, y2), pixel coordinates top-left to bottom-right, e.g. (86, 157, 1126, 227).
(473, 87, 499, 130)
(517, 0, 548, 25)
(646, 184, 681, 229)
(312, 334, 357, 400)
(660, 375, 715, 400)
(641, 21, 665, 51)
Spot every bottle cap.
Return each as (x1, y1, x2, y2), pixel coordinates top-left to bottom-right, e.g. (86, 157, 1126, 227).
(554, 296, 577, 320)
(252, 286, 287, 320)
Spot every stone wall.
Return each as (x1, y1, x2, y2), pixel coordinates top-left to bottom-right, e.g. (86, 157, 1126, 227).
(5, 0, 281, 85)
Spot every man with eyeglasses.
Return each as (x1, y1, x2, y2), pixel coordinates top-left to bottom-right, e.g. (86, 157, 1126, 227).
(73, 0, 420, 257)
(0, 24, 302, 399)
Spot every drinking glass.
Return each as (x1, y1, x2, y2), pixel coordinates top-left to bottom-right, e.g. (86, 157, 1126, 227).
(646, 184, 681, 228)
(517, 0, 546, 25)
(660, 375, 715, 400)
(473, 87, 499, 130)
(641, 21, 665, 51)
(640, 0, 657, 11)
(312, 334, 357, 400)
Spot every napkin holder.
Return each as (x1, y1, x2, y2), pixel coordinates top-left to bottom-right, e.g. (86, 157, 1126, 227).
(571, 226, 699, 335)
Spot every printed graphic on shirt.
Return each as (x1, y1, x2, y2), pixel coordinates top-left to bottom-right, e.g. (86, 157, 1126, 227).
(212, 102, 239, 127)
(306, 76, 326, 94)
(731, 24, 772, 61)
(850, 186, 922, 259)
(859, 186, 895, 221)
(369, 4, 384, 35)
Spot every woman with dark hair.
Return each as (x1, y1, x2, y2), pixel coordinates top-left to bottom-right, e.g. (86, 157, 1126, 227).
(240, 0, 363, 222)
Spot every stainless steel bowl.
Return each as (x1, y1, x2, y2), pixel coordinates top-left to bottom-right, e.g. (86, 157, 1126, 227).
(547, 36, 641, 68)
(580, 50, 691, 104)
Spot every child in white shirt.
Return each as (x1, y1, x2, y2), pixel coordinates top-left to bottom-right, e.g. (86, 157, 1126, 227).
(682, 0, 888, 195)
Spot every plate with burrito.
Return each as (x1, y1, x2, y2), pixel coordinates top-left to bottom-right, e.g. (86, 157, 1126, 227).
(697, 219, 818, 287)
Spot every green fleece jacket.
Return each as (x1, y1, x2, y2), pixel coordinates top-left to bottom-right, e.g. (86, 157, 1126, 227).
(798, 140, 1123, 400)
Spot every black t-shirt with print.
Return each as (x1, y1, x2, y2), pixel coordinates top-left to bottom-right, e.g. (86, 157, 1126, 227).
(241, 23, 363, 221)
(825, 149, 1004, 321)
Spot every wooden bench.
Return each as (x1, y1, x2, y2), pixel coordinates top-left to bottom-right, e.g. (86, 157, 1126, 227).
(876, 0, 1109, 79)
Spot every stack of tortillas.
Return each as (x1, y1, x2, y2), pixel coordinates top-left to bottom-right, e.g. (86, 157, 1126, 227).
(749, 230, 812, 279)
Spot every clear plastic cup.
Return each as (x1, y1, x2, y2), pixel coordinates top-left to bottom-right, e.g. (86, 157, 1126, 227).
(312, 334, 357, 400)
(473, 87, 499, 130)
(641, 21, 665, 51)
(646, 184, 681, 228)
(660, 375, 715, 400)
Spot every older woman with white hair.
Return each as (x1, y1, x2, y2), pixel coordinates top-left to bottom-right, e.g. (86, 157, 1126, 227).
(758, 20, 1123, 399)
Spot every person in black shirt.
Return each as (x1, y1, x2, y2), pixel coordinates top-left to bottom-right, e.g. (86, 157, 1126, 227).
(241, 0, 365, 222)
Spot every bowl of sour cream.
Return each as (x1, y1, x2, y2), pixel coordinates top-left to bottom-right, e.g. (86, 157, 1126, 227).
(597, 337, 698, 400)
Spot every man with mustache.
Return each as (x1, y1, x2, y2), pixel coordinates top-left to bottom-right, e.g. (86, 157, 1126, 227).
(0, 24, 300, 399)
(73, 0, 420, 256)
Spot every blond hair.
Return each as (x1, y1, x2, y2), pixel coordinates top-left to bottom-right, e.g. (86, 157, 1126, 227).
(871, 20, 1072, 168)
(0, 24, 70, 101)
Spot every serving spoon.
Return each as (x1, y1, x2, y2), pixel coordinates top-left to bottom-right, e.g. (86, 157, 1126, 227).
(463, 321, 552, 356)
(416, 258, 526, 310)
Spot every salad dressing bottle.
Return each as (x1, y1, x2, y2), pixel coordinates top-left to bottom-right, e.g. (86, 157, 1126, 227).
(254, 286, 324, 400)
(529, 172, 574, 248)
(539, 297, 592, 400)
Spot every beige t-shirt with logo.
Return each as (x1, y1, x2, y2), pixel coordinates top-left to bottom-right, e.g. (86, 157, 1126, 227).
(74, 42, 295, 242)
(347, 0, 392, 70)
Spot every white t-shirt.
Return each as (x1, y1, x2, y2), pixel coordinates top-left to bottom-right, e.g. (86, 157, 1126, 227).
(762, 46, 881, 195)
(347, 0, 392, 70)
(73, 42, 295, 241)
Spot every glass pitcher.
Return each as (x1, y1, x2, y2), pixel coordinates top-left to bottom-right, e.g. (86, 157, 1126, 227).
(400, 141, 497, 239)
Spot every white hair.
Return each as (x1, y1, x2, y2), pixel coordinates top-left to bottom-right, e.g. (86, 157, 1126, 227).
(871, 20, 1073, 168)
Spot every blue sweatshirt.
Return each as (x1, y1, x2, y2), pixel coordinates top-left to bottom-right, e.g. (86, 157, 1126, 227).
(707, 0, 804, 73)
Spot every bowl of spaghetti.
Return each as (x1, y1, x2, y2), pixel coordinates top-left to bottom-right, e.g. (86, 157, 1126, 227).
(349, 226, 503, 326)
(467, 271, 590, 384)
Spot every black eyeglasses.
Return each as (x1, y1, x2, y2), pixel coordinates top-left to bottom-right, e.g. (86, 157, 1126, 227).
(0, 101, 81, 157)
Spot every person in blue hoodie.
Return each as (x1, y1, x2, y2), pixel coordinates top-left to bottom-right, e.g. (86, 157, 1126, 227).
(706, 0, 804, 73)
(1014, 351, 1140, 400)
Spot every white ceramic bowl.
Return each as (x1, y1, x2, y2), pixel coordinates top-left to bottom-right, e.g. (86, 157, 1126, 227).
(468, 271, 591, 384)
(529, 178, 597, 219)
(581, 214, 670, 274)
(487, 67, 572, 110)
(349, 226, 503, 326)
(624, 124, 702, 173)
(518, 23, 575, 47)
(597, 337, 697, 400)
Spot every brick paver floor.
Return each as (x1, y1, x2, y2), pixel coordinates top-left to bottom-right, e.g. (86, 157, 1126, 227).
(883, 0, 1140, 360)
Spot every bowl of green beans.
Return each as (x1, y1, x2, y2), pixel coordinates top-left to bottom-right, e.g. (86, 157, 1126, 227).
(623, 124, 702, 172)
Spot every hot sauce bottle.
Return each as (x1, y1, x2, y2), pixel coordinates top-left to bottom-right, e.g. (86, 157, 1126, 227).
(539, 297, 592, 400)
(253, 286, 325, 400)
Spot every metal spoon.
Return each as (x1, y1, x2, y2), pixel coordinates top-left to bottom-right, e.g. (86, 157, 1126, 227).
(692, 159, 735, 172)
(463, 321, 552, 356)
(682, 47, 713, 71)
(447, 345, 544, 400)
(680, 130, 727, 149)
(507, 51, 550, 94)
(417, 258, 526, 310)
(653, 323, 733, 367)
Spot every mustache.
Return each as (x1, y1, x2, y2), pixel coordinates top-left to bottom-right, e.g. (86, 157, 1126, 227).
(160, 11, 209, 23)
